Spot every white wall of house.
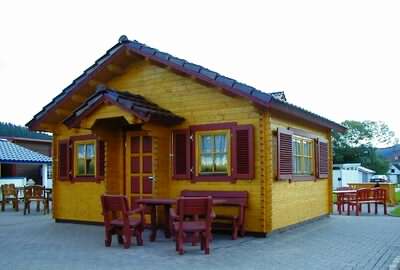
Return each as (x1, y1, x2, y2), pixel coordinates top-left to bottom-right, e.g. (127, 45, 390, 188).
(387, 164, 400, 184)
(0, 177, 27, 200)
(333, 163, 375, 189)
(0, 177, 27, 187)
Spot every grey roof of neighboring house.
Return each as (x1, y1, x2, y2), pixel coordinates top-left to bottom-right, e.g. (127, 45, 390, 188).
(26, 35, 346, 132)
(333, 163, 375, 174)
(0, 139, 51, 164)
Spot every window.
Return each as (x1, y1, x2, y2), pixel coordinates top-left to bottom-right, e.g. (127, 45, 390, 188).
(196, 130, 230, 175)
(292, 135, 314, 175)
(75, 141, 96, 176)
(58, 135, 105, 181)
(278, 128, 327, 181)
(172, 123, 254, 181)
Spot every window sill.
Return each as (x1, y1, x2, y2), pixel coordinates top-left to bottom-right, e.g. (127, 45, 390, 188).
(292, 175, 316, 181)
(71, 176, 104, 182)
(192, 175, 235, 182)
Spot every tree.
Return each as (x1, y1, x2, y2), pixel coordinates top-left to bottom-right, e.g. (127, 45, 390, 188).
(333, 120, 397, 174)
(0, 122, 52, 140)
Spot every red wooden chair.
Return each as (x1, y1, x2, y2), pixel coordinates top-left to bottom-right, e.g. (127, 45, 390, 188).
(347, 188, 374, 216)
(100, 194, 145, 249)
(181, 190, 248, 240)
(335, 187, 356, 215)
(170, 197, 213, 255)
(370, 188, 387, 215)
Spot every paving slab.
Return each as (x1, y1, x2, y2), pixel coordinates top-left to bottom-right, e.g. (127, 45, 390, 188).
(1, 204, 400, 270)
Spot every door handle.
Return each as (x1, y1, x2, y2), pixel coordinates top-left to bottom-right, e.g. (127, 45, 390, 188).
(148, 176, 156, 182)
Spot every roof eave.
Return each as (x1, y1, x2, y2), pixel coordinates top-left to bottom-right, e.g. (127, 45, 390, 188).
(0, 159, 51, 164)
(26, 42, 128, 130)
(267, 98, 347, 133)
(27, 36, 344, 134)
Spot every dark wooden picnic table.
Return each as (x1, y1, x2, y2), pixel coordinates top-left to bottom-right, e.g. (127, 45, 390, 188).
(136, 198, 228, 242)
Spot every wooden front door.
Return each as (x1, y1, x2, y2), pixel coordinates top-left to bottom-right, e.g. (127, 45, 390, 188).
(126, 133, 154, 207)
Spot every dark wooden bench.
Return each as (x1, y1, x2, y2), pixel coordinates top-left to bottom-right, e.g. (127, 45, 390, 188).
(181, 190, 248, 239)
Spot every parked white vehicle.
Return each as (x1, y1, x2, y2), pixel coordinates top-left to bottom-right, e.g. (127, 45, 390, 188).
(369, 175, 389, 183)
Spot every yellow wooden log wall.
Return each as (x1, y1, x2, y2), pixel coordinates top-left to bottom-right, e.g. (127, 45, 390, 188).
(268, 113, 331, 231)
(50, 59, 334, 232)
(53, 126, 105, 222)
(108, 61, 265, 233)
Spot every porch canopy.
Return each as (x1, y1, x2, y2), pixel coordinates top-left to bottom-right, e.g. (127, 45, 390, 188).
(64, 86, 184, 129)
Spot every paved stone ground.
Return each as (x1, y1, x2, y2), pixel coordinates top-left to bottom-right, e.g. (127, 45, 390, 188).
(1, 204, 400, 270)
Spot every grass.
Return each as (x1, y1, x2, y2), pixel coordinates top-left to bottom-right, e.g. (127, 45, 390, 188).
(389, 191, 400, 217)
(390, 207, 400, 217)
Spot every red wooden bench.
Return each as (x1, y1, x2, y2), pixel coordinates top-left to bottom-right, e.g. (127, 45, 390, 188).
(370, 187, 387, 215)
(347, 188, 376, 216)
(181, 190, 248, 239)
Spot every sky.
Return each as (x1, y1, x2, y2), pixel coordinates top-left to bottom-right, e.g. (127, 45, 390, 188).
(1, 1, 400, 143)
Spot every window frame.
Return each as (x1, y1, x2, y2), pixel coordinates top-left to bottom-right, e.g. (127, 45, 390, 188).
(292, 135, 314, 176)
(190, 122, 236, 182)
(277, 127, 323, 182)
(74, 139, 97, 177)
(195, 129, 231, 177)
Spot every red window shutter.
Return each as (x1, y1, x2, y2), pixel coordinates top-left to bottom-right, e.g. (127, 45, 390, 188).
(317, 139, 329, 178)
(97, 140, 105, 179)
(172, 129, 191, 179)
(58, 140, 70, 180)
(232, 125, 254, 179)
(277, 128, 293, 180)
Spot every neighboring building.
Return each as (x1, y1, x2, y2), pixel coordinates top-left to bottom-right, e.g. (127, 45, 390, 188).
(0, 139, 52, 188)
(387, 164, 400, 184)
(27, 36, 345, 235)
(0, 122, 52, 184)
(332, 163, 375, 189)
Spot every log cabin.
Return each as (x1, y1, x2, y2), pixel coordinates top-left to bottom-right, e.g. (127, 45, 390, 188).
(27, 35, 345, 235)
